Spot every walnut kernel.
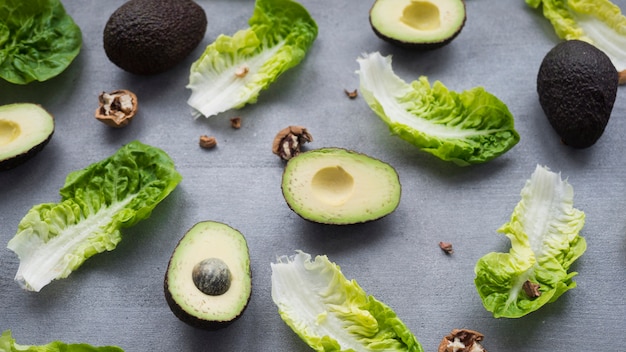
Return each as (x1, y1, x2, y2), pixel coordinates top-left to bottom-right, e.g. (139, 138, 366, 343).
(230, 117, 242, 129)
(95, 90, 138, 128)
(272, 126, 313, 161)
(438, 329, 487, 352)
(199, 135, 217, 149)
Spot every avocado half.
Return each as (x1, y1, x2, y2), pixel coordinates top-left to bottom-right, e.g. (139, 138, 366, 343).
(164, 221, 252, 330)
(370, 0, 466, 49)
(281, 148, 401, 225)
(0, 103, 54, 171)
(103, 0, 207, 75)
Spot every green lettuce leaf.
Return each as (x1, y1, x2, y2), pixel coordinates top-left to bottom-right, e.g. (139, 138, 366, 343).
(0, 0, 82, 85)
(474, 165, 586, 318)
(271, 251, 423, 352)
(187, 0, 318, 118)
(0, 330, 123, 352)
(357, 52, 519, 166)
(526, 0, 626, 72)
(7, 141, 182, 292)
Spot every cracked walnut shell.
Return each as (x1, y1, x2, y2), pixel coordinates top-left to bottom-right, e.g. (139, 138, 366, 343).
(438, 329, 487, 352)
(95, 89, 138, 128)
(272, 126, 313, 161)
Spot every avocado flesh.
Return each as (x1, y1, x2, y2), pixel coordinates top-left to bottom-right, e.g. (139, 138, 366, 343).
(0, 103, 54, 171)
(370, 0, 466, 49)
(537, 40, 618, 148)
(281, 148, 401, 225)
(164, 221, 251, 330)
(103, 0, 207, 75)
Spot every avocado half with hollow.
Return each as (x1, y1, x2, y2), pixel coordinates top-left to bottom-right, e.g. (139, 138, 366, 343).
(0, 103, 54, 171)
(370, 0, 466, 49)
(281, 148, 401, 225)
(164, 221, 251, 330)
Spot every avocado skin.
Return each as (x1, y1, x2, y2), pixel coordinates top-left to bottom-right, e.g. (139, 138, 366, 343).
(103, 0, 207, 75)
(537, 40, 618, 148)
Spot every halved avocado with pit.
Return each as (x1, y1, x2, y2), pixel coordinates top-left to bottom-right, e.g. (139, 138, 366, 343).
(370, 0, 466, 49)
(164, 221, 251, 330)
(0, 103, 54, 171)
(281, 148, 401, 225)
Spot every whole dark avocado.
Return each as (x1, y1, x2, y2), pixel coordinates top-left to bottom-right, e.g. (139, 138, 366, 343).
(103, 0, 207, 75)
(537, 40, 618, 148)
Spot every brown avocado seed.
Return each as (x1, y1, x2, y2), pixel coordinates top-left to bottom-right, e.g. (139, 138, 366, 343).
(95, 90, 138, 128)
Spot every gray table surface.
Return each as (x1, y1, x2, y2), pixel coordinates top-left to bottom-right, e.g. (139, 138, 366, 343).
(2, 0, 626, 351)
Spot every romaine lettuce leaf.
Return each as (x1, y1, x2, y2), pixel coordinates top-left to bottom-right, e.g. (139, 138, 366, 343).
(526, 0, 626, 72)
(474, 165, 586, 318)
(0, 0, 82, 85)
(357, 52, 519, 166)
(271, 251, 423, 352)
(0, 330, 123, 352)
(7, 141, 182, 292)
(187, 0, 318, 118)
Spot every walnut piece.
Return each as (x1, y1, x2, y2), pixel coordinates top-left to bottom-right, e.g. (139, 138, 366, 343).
(199, 135, 217, 149)
(439, 241, 454, 254)
(230, 117, 242, 129)
(344, 89, 358, 99)
(272, 126, 313, 161)
(522, 280, 542, 299)
(95, 90, 138, 128)
(439, 329, 487, 352)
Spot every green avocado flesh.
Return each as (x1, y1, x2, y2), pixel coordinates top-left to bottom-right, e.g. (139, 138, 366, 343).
(164, 221, 251, 330)
(281, 148, 401, 225)
(370, 0, 466, 48)
(0, 103, 54, 171)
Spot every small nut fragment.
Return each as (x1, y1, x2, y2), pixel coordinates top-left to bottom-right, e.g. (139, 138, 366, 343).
(235, 65, 249, 78)
(230, 117, 242, 129)
(522, 280, 542, 299)
(199, 135, 217, 149)
(439, 241, 454, 254)
(95, 90, 138, 128)
(272, 126, 313, 161)
(438, 329, 487, 352)
(344, 89, 358, 99)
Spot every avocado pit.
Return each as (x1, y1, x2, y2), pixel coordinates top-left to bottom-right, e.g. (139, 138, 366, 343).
(192, 258, 232, 296)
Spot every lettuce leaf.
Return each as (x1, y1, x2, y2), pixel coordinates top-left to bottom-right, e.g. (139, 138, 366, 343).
(7, 141, 182, 292)
(0, 0, 82, 85)
(357, 52, 519, 166)
(187, 0, 318, 118)
(271, 251, 423, 352)
(526, 0, 626, 72)
(0, 330, 123, 352)
(474, 165, 586, 318)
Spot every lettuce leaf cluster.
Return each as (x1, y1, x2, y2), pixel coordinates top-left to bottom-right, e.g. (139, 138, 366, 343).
(0, 0, 82, 84)
(7, 141, 182, 292)
(357, 52, 519, 166)
(271, 251, 423, 352)
(187, 0, 318, 118)
(526, 0, 626, 72)
(0, 330, 123, 352)
(474, 165, 586, 318)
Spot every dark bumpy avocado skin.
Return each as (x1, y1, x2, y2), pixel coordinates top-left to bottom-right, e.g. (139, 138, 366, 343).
(537, 40, 618, 148)
(103, 0, 207, 75)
